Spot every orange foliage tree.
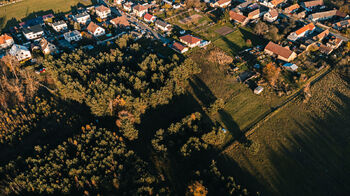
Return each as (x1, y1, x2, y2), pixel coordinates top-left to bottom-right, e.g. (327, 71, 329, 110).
(263, 62, 281, 87)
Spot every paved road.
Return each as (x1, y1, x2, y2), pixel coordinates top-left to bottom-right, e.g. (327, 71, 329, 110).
(101, 0, 170, 44)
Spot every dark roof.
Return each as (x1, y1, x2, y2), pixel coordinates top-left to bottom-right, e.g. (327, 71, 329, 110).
(155, 20, 168, 28)
(52, 20, 66, 26)
(23, 24, 43, 34)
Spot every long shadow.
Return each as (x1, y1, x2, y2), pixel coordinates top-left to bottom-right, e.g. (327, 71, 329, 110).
(239, 27, 269, 46)
(189, 75, 216, 107)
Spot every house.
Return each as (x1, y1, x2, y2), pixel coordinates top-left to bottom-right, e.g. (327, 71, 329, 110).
(52, 20, 68, 32)
(179, 35, 202, 48)
(263, 9, 278, 22)
(87, 22, 105, 37)
(22, 24, 44, 40)
(264, 41, 297, 62)
(133, 4, 148, 17)
(301, 0, 323, 10)
(9, 44, 32, 61)
(155, 20, 171, 31)
(237, 0, 252, 10)
(42, 14, 55, 22)
(333, 19, 350, 30)
(0, 34, 14, 49)
(264, 0, 285, 8)
(123, 2, 133, 12)
(172, 42, 188, 53)
(283, 63, 298, 71)
(287, 23, 315, 41)
(95, 5, 111, 19)
(211, 0, 231, 8)
(73, 12, 91, 24)
(284, 4, 299, 14)
(248, 9, 264, 19)
(110, 16, 130, 27)
(319, 44, 333, 55)
(144, 13, 156, 22)
(314, 29, 329, 41)
(308, 10, 346, 21)
(327, 37, 343, 49)
(64, 30, 82, 42)
(39, 38, 57, 55)
(114, 0, 123, 5)
(229, 10, 249, 25)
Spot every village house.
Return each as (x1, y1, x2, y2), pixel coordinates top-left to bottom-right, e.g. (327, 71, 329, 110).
(308, 9, 345, 21)
(237, 0, 252, 10)
(283, 63, 298, 71)
(52, 20, 68, 32)
(229, 10, 249, 25)
(327, 37, 343, 49)
(95, 5, 111, 19)
(210, 0, 231, 8)
(301, 0, 323, 11)
(179, 35, 201, 48)
(123, 2, 133, 12)
(287, 22, 315, 41)
(172, 42, 188, 53)
(144, 13, 156, 23)
(263, 9, 278, 22)
(284, 4, 300, 14)
(39, 38, 58, 55)
(248, 8, 265, 20)
(263, 0, 285, 8)
(319, 44, 333, 55)
(9, 44, 32, 61)
(73, 12, 91, 25)
(155, 20, 171, 31)
(264, 41, 297, 62)
(23, 24, 44, 40)
(114, 0, 123, 5)
(110, 16, 130, 28)
(0, 34, 14, 49)
(133, 4, 148, 17)
(87, 22, 106, 37)
(333, 19, 350, 30)
(314, 29, 329, 41)
(64, 30, 82, 42)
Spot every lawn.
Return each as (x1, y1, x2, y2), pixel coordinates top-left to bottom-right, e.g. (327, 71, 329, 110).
(221, 70, 350, 195)
(0, 0, 92, 29)
(213, 27, 268, 56)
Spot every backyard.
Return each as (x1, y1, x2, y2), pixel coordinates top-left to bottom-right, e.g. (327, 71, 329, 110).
(0, 0, 92, 29)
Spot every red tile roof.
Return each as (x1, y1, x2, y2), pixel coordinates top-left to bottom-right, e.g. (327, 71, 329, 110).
(217, 0, 231, 6)
(304, 0, 323, 8)
(87, 22, 101, 33)
(248, 9, 260, 18)
(133, 4, 147, 12)
(284, 4, 299, 13)
(179, 35, 201, 45)
(144, 13, 155, 21)
(96, 5, 110, 12)
(269, 9, 279, 18)
(295, 23, 315, 35)
(315, 29, 329, 40)
(173, 42, 187, 52)
(110, 16, 130, 26)
(0, 34, 13, 45)
(229, 11, 247, 23)
(271, 0, 284, 7)
(265, 41, 294, 59)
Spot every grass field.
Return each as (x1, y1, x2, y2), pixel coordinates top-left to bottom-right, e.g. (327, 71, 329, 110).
(221, 70, 350, 195)
(0, 0, 92, 29)
(213, 27, 268, 56)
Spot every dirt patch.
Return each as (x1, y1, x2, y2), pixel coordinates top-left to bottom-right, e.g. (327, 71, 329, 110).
(215, 26, 234, 36)
(179, 14, 202, 24)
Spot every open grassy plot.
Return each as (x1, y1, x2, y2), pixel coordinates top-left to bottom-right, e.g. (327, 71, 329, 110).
(213, 27, 268, 56)
(0, 0, 92, 29)
(189, 47, 283, 133)
(222, 71, 350, 195)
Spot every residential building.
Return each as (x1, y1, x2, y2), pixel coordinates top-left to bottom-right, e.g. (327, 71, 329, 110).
(264, 41, 297, 62)
(39, 38, 57, 55)
(52, 20, 68, 32)
(248, 9, 265, 19)
(179, 35, 201, 48)
(9, 44, 32, 61)
(87, 22, 105, 37)
(110, 16, 130, 27)
(264, 9, 278, 22)
(0, 34, 14, 49)
(229, 11, 248, 25)
(73, 12, 91, 24)
(133, 4, 148, 17)
(287, 23, 315, 41)
(144, 13, 156, 23)
(172, 42, 188, 53)
(95, 5, 111, 19)
(301, 0, 323, 10)
(64, 30, 82, 42)
(210, 0, 231, 8)
(283, 63, 298, 71)
(114, 0, 123, 5)
(270, 0, 285, 8)
(308, 9, 345, 21)
(333, 19, 350, 30)
(314, 29, 329, 41)
(123, 2, 133, 12)
(155, 20, 171, 31)
(284, 4, 299, 13)
(327, 37, 343, 49)
(319, 44, 333, 55)
(22, 24, 44, 40)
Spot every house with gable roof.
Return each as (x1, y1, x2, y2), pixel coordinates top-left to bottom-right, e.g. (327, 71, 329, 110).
(287, 23, 315, 41)
(95, 5, 111, 19)
(87, 22, 105, 37)
(0, 34, 14, 49)
(179, 35, 202, 48)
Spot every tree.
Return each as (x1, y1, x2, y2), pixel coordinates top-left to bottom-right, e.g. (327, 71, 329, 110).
(254, 22, 268, 35)
(187, 181, 208, 196)
(263, 63, 281, 87)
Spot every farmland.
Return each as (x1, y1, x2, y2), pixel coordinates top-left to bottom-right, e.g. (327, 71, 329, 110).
(221, 70, 350, 195)
(0, 0, 92, 29)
